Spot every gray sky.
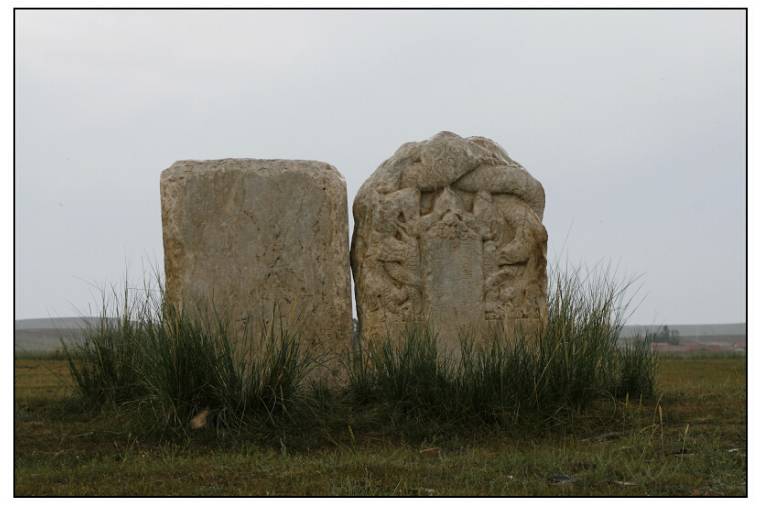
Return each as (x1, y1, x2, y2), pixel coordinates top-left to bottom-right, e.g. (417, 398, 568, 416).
(15, 9, 746, 324)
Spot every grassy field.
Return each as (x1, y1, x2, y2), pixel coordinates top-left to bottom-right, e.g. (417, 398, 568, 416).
(14, 354, 746, 496)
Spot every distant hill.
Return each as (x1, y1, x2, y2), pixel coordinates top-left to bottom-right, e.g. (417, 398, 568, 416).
(14, 317, 117, 353)
(15, 317, 108, 330)
(14, 318, 747, 353)
(620, 323, 746, 339)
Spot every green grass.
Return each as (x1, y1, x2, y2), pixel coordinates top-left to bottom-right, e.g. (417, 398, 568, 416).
(13, 270, 745, 495)
(59, 268, 659, 440)
(14, 355, 746, 495)
(59, 285, 318, 439)
(346, 267, 657, 434)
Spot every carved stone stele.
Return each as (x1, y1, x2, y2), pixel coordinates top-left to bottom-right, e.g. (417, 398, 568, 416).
(351, 132, 548, 350)
(161, 159, 353, 367)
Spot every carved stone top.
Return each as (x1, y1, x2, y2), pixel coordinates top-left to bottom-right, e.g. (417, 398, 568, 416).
(354, 131, 545, 220)
(351, 132, 548, 350)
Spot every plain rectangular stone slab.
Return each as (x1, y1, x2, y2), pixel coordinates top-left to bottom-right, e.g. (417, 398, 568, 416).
(160, 159, 352, 366)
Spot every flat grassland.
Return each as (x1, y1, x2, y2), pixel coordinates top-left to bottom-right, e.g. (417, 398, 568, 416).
(14, 355, 746, 496)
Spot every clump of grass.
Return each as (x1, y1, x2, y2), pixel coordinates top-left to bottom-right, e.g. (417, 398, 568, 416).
(348, 324, 453, 416)
(134, 304, 313, 432)
(616, 335, 657, 399)
(63, 282, 314, 434)
(63, 288, 146, 406)
(453, 330, 539, 424)
(348, 266, 658, 427)
(534, 266, 638, 408)
(64, 265, 657, 439)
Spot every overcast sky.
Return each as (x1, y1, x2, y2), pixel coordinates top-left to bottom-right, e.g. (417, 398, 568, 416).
(15, 9, 745, 324)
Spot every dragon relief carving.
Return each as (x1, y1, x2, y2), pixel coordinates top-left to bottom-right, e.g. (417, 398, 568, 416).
(352, 131, 548, 344)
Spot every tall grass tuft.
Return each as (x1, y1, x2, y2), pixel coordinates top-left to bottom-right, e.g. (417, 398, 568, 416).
(131, 304, 313, 432)
(63, 287, 147, 406)
(534, 266, 632, 409)
(63, 281, 313, 433)
(64, 265, 657, 438)
(616, 334, 658, 399)
(348, 266, 658, 427)
(349, 324, 453, 417)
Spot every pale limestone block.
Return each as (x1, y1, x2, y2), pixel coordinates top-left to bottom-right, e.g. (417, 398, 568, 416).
(161, 159, 352, 368)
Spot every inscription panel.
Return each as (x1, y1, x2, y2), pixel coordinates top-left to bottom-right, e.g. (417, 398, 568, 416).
(422, 234, 484, 350)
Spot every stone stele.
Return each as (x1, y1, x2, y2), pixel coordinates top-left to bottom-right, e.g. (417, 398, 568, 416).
(351, 132, 548, 350)
(161, 159, 353, 363)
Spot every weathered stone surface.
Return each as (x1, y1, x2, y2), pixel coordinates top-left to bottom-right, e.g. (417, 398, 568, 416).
(351, 132, 548, 350)
(161, 159, 353, 364)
